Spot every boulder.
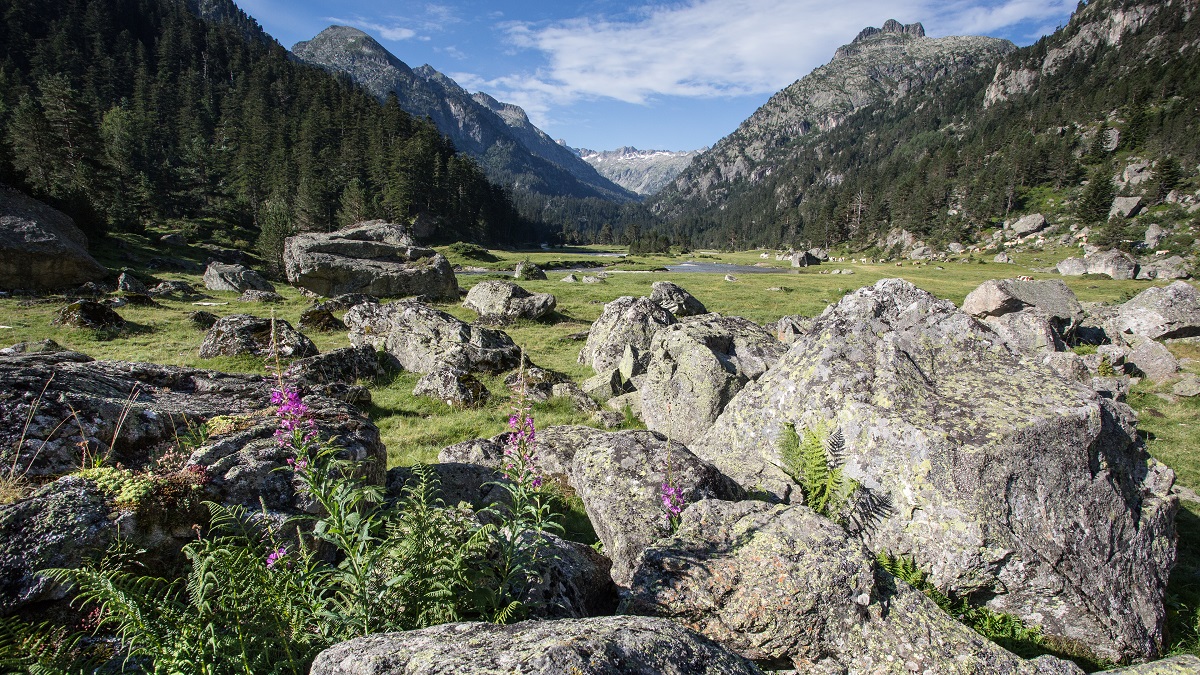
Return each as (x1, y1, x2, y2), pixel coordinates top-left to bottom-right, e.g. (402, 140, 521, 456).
(1112, 281, 1200, 340)
(314, 293, 380, 312)
(1010, 213, 1048, 236)
(689, 279, 1177, 662)
(1057, 257, 1088, 276)
(387, 462, 508, 510)
(0, 339, 65, 356)
(1144, 223, 1165, 249)
(188, 310, 218, 330)
(994, 251, 1012, 263)
(299, 308, 346, 332)
(621, 499, 1081, 674)
(763, 315, 816, 345)
(238, 289, 284, 303)
(159, 233, 186, 246)
(53, 300, 126, 331)
(984, 312, 1064, 354)
(791, 251, 822, 267)
(148, 280, 200, 298)
(561, 274, 577, 283)
(513, 260, 547, 281)
(1097, 655, 1200, 674)
(346, 301, 522, 375)
(807, 247, 829, 262)
(286, 345, 382, 388)
(1110, 196, 1143, 219)
(650, 281, 708, 317)
(203, 261, 274, 293)
(1173, 376, 1200, 398)
(413, 367, 490, 408)
(116, 271, 148, 294)
(0, 476, 113, 613)
(577, 296, 677, 375)
(582, 275, 604, 284)
(463, 280, 556, 322)
(308, 616, 764, 675)
(0, 184, 107, 290)
(640, 315, 786, 445)
(198, 314, 317, 360)
(962, 279, 1084, 326)
(526, 533, 620, 619)
(1041, 352, 1091, 384)
(1136, 256, 1190, 281)
(1127, 340, 1179, 382)
(947, 242, 967, 254)
(1085, 249, 1139, 280)
(283, 221, 458, 299)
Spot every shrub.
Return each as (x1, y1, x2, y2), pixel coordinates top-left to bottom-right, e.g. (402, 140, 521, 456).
(447, 241, 495, 261)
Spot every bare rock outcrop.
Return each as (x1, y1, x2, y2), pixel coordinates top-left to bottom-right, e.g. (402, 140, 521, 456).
(346, 301, 522, 375)
(0, 184, 107, 290)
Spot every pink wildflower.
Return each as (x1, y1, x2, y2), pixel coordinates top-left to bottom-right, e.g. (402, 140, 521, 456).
(265, 546, 288, 569)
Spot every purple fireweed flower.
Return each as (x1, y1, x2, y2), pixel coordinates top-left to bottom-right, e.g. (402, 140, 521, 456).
(272, 387, 317, 450)
(265, 546, 288, 569)
(661, 483, 684, 517)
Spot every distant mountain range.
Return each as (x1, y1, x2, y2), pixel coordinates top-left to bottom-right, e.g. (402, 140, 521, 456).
(572, 147, 704, 197)
(291, 26, 637, 204)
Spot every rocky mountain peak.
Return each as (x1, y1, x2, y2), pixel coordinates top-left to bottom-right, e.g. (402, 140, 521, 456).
(293, 26, 412, 76)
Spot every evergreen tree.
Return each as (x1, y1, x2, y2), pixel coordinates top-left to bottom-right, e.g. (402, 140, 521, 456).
(1078, 166, 1116, 223)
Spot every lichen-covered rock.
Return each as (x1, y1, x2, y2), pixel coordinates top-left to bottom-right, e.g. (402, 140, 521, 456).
(346, 301, 522, 375)
(1112, 281, 1200, 340)
(299, 307, 346, 332)
(413, 367, 490, 408)
(0, 476, 112, 613)
(526, 533, 619, 620)
(621, 499, 1080, 674)
(52, 300, 126, 330)
(463, 280, 556, 322)
(983, 311, 1064, 354)
(1127, 340, 1180, 381)
(117, 271, 149, 294)
(961, 279, 1084, 331)
(314, 293, 380, 312)
(283, 221, 458, 299)
(690, 279, 1177, 662)
(0, 185, 108, 290)
(650, 281, 708, 317)
(513, 260, 547, 281)
(578, 296, 677, 375)
(1057, 257, 1088, 276)
(640, 315, 786, 444)
(1136, 256, 1190, 281)
(198, 314, 318, 359)
(763, 315, 816, 344)
(387, 462, 508, 510)
(1096, 655, 1200, 674)
(1010, 213, 1048, 236)
(238, 289, 284, 303)
(286, 345, 383, 388)
(188, 310, 219, 330)
(203, 261, 275, 293)
(148, 280, 200, 298)
(308, 616, 764, 675)
(1086, 249, 1139, 280)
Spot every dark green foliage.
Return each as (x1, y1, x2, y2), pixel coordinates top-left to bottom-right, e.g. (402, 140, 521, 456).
(1078, 166, 1116, 223)
(0, 0, 528, 244)
(447, 241, 495, 260)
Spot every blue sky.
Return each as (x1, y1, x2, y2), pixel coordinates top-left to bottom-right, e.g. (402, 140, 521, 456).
(236, 0, 1078, 152)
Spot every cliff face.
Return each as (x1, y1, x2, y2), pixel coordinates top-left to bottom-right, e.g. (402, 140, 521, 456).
(653, 20, 1014, 215)
(575, 147, 704, 197)
(292, 26, 635, 203)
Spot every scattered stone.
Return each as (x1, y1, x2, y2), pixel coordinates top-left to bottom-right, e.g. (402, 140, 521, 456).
(650, 281, 708, 317)
(581, 275, 604, 284)
(0, 339, 64, 356)
(763, 315, 815, 344)
(463, 280, 556, 322)
(1136, 256, 1190, 281)
(984, 311, 1064, 354)
(1042, 351, 1091, 384)
(1172, 376, 1200, 397)
(203, 261, 274, 293)
(578, 296, 677, 376)
(298, 308, 345, 332)
(994, 251, 1012, 263)
(237, 289, 283, 303)
(560, 274, 577, 283)
(1110, 196, 1144, 219)
(159, 233, 186, 246)
(513, 260, 547, 281)
(314, 293, 380, 312)
(963, 278, 1084, 326)
(1086, 249, 1139, 280)
(791, 251, 822, 267)
(116, 271, 148, 294)
(308, 616, 764, 675)
(198, 314, 317, 359)
(0, 184, 108, 291)
(640, 315, 786, 445)
(52, 300, 126, 331)
(286, 345, 382, 388)
(948, 242, 966, 254)
(1010, 213, 1048, 236)
(148, 280, 199, 298)
(1144, 223, 1165, 249)
(1057, 257, 1088, 276)
(723, 274, 738, 282)
(187, 310, 218, 330)
(690, 279, 1177, 662)
(1128, 340, 1180, 382)
(346, 301, 522, 375)
(283, 221, 458, 299)
(1113, 281, 1200, 340)
(413, 367, 490, 408)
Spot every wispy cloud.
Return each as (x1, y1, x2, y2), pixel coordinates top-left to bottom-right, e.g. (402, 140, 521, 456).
(326, 16, 417, 41)
(470, 0, 1074, 125)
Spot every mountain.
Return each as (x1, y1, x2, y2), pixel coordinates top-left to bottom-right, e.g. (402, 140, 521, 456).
(574, 146, 704, 197)
(652, 20, 1015, 220)
(0, 0, 526, 255)
(291, 26, 636, 204)
(648, 0, 1200, 252)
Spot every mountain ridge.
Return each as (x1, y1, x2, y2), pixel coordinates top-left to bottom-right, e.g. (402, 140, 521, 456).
(574, 146, 704, 197)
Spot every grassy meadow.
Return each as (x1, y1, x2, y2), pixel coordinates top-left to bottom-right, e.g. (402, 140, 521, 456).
(3, 232, 1200, 654)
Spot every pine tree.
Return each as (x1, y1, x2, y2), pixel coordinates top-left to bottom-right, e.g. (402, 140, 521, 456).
(1078, 166, 1116, 223)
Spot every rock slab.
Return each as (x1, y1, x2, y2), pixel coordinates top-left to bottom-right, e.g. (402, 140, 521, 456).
(0, 185, 107, 290)
(346, 301, 521, 375)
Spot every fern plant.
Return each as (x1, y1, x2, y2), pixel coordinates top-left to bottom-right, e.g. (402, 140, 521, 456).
(777, 421, 859, 521)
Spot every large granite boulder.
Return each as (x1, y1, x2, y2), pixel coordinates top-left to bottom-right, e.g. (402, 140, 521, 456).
(286, 345, 383, 390)
(1127, 340, 1180, 382)
(961, 279, 1084, 329)
(1086, 250, 1139, 280)
(690, 279, 1177, 662)
(346, 301, 521, 375)
(984, 311, 1064, 354)
(198, 314, 318, 359)
(513, 260, 547, 281)
(413, 367, 490, 408)
(762, 315, 816, 345)
(639, 315, 786, 445)
(309, 616, 764, 675)
(0, 352, 384, 613)
(578, 296, 677, 375)
(463, 280, 556, 322)
(1056, 257, 1088, 276)
(650, 281, 708, 317)
(1010, 213, 1048, 236)
(203, 261, 275, 293)
(53, 300, 126, 331)
(1136, 256, 1190, 281)
(621, 499, 1081, 674)
(1112, 281, 1200, 341)
(0, 184, 107, 290)
(283, 221, 458, 299)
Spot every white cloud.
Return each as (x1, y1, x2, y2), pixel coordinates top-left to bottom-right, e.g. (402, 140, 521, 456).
(326, 16, 417, 41)
(478, 0, 1075, 116)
